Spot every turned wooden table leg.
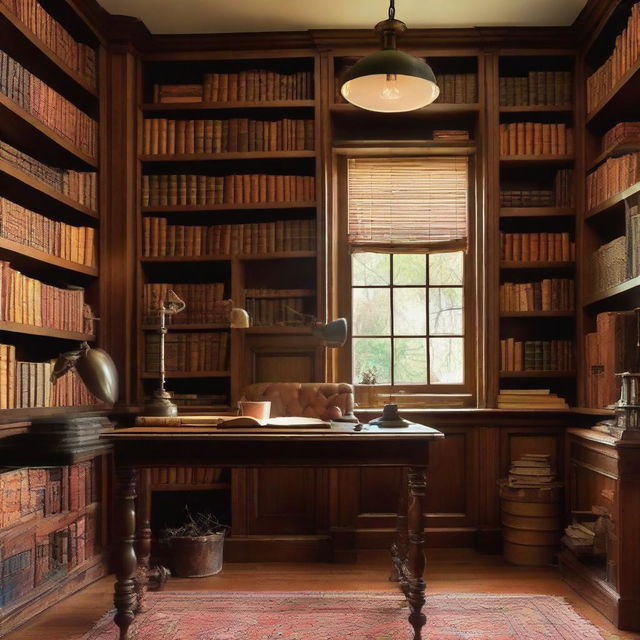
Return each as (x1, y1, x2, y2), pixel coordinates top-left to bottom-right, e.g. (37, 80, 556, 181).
(114, 465, 138, 640)
(134, 468, 151, 613)
(407, 466, 427, 640)
(390, 467, 409, 586)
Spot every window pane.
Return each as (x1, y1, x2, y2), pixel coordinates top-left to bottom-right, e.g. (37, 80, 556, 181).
(394, 288, 426, 335)
(429, 251, 463, 285)
(429, 288, 464, 335)
(393, 254, 426, 285)
(353, 288, 391, 335)
(429, 337, 464, 383)
(352, 253, 390, 286)
(353, 338, 391, 384)
(394, 338, 427, 384)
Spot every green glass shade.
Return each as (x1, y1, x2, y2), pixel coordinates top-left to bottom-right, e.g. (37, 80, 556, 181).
(340, 49, 439, 113)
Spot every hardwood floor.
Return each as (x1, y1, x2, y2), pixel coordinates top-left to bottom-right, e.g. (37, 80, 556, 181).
(4, 549, 640, 640)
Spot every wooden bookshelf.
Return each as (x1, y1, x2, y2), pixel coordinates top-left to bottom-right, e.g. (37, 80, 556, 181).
(499, 370, 577, 378)
(0, 321, 95, 342)
(142, 100, 315, 112)
(142, 201, 316, 213)
(140, 150, 317, 162)
(500, 207, 575, 217)
(587, 140, 640, 172)
(500, 154, 575, 165)
(582, 275, 640, 307)
(500, 261, 575, 269)
(584, 180, 640, 220)
(499, 105, 573, 113)
(500, 311, 575, 318)
(141, 371, 231, 379)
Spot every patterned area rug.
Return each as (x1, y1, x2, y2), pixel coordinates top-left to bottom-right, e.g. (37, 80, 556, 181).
(80, 591, 606, 640)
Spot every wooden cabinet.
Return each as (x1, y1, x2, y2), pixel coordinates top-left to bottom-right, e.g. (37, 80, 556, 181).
(560, 428, 640, 630)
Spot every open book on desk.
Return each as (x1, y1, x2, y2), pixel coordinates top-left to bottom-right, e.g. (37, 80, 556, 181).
(135, 415, 332, 428)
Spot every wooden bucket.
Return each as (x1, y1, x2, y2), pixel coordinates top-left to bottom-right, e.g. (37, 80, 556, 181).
(499, 480, 562, 566)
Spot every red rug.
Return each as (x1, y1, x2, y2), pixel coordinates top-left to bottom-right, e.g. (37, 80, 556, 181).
(80, 591, 606, 640)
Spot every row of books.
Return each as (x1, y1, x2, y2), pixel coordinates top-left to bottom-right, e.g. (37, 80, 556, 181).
(591, 236, 627, 294)
(500, 189, 555, 207)
(432, 129, 470, 141)
(499, 279, 575, 312)
(602, 121, 640, 151)
(0, 261, 91, 333)
(152, 69, 313, 103)
(0, 462, 96, 530)
(586, 152, 640, 209)
(142, 118, 314, 155)
(0, 51, 97, 158)
(507, 454, 556, 487)
(0, 197, 96, 267)
(500, 232, 575, 262)
(434, 73, 478, 104)
(587, 3, 640, 112)
(245, 290, 313, 326)
(500, 339, 575, 372)
(584, 311, 637, 409)
(499, 71, 572, 106)
(142, 173, 316, 207)
(142, 218, 316, 257)
(0, 141, 97, 210)
(0, 344, 99, 409)
(0, 0, 97, 85)
(497, 389, 568, 409)
(144, 332, 229, 373)
(0, 512, 97, 607)
(499, 123, 574, 156)
(143, 283, 230, 324)
(149, 466, 223, 485)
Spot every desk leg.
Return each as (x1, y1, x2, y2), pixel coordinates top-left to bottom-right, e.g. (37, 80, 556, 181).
(407, 466, 427, 640)
(114, 465, 137, 640)
(134, 468, 151, 613)
(390, 468, 409, 586)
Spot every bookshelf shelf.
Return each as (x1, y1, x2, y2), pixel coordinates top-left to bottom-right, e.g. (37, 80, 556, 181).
(0, 321, 95, 342)
(142, 100, 315, 112)
(586, 59, 640, 131)
(499, 105, 573, 113)
(583, 275, 640, 308)
(499, 370, 577, 378)
(141, 251, 316, 263)
(500, 261, 575, 269)
(0, 237, 98, 277)
(330, 103, 480, 117)
(584, 180, 640, 221)
(0, 93, 97, 169)
(141, 201, 316, 214)
(500, 154, 575, 165)
(140, 150, 317, 162)
(499, 207, 575, 218)
(0, 4, 97, 101)
(141, 371, 231, 379)
(500, 311, 575, 318)
(0, 158, 98, 221)
(587, 140, 640, 172)
(141, 323, 230, 331)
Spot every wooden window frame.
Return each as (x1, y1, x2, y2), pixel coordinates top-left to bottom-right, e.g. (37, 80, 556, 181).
(334, 151, 478, 408)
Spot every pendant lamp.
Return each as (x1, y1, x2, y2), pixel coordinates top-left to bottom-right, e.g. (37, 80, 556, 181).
(339, 0, 439, 113)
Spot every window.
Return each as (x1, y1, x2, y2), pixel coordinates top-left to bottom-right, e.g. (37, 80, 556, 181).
(343, 155, 473, 397)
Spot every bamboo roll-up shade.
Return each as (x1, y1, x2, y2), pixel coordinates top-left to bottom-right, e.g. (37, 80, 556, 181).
(347, 157, 468, 251)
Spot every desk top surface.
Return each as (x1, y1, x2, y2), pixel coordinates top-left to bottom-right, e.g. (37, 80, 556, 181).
(102, 422, 443, 442)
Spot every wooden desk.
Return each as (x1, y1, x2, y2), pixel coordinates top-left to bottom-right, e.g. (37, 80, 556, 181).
(103, 422, 443, 640)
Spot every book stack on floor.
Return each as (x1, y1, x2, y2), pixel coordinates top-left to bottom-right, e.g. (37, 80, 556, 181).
(499, 123, 574, 156)
(584, 310, 637, 408)
(508, 454, 555, 488)
(497, 389, 569, 409)
(499, 71, 572, 106)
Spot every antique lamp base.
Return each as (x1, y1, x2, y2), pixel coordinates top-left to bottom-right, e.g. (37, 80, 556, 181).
(368, 403, 412, 428)
(144, 389, 178, 417)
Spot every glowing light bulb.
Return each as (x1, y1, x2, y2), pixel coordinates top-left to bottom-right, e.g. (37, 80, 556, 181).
(380, 74, 401, 100)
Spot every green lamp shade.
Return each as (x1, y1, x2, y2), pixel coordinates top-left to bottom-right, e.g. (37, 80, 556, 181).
(340, 49, 439, 113)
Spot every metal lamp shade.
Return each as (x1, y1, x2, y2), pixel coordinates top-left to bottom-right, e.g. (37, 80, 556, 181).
(313, 318, 348, 348)
(74, 347, 119, 404)
(340, 49, 439, 113)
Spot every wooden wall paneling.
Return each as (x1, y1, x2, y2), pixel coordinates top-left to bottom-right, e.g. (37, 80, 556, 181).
(500, 426, 564, 476)
(476, 425, 502, 550)
(102, 44, 140, 408)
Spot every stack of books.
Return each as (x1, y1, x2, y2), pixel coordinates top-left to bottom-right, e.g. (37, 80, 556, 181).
(507, 453, 555, 487)
(497, 389, 569, 409)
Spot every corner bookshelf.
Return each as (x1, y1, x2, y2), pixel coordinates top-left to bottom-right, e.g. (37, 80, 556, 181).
(560, 2, 640, 628)
(0, 0, 107, 633)
(496, 53, 578, 407)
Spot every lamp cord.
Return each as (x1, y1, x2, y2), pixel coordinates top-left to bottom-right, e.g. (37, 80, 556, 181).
(388, 0, 395, 19)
